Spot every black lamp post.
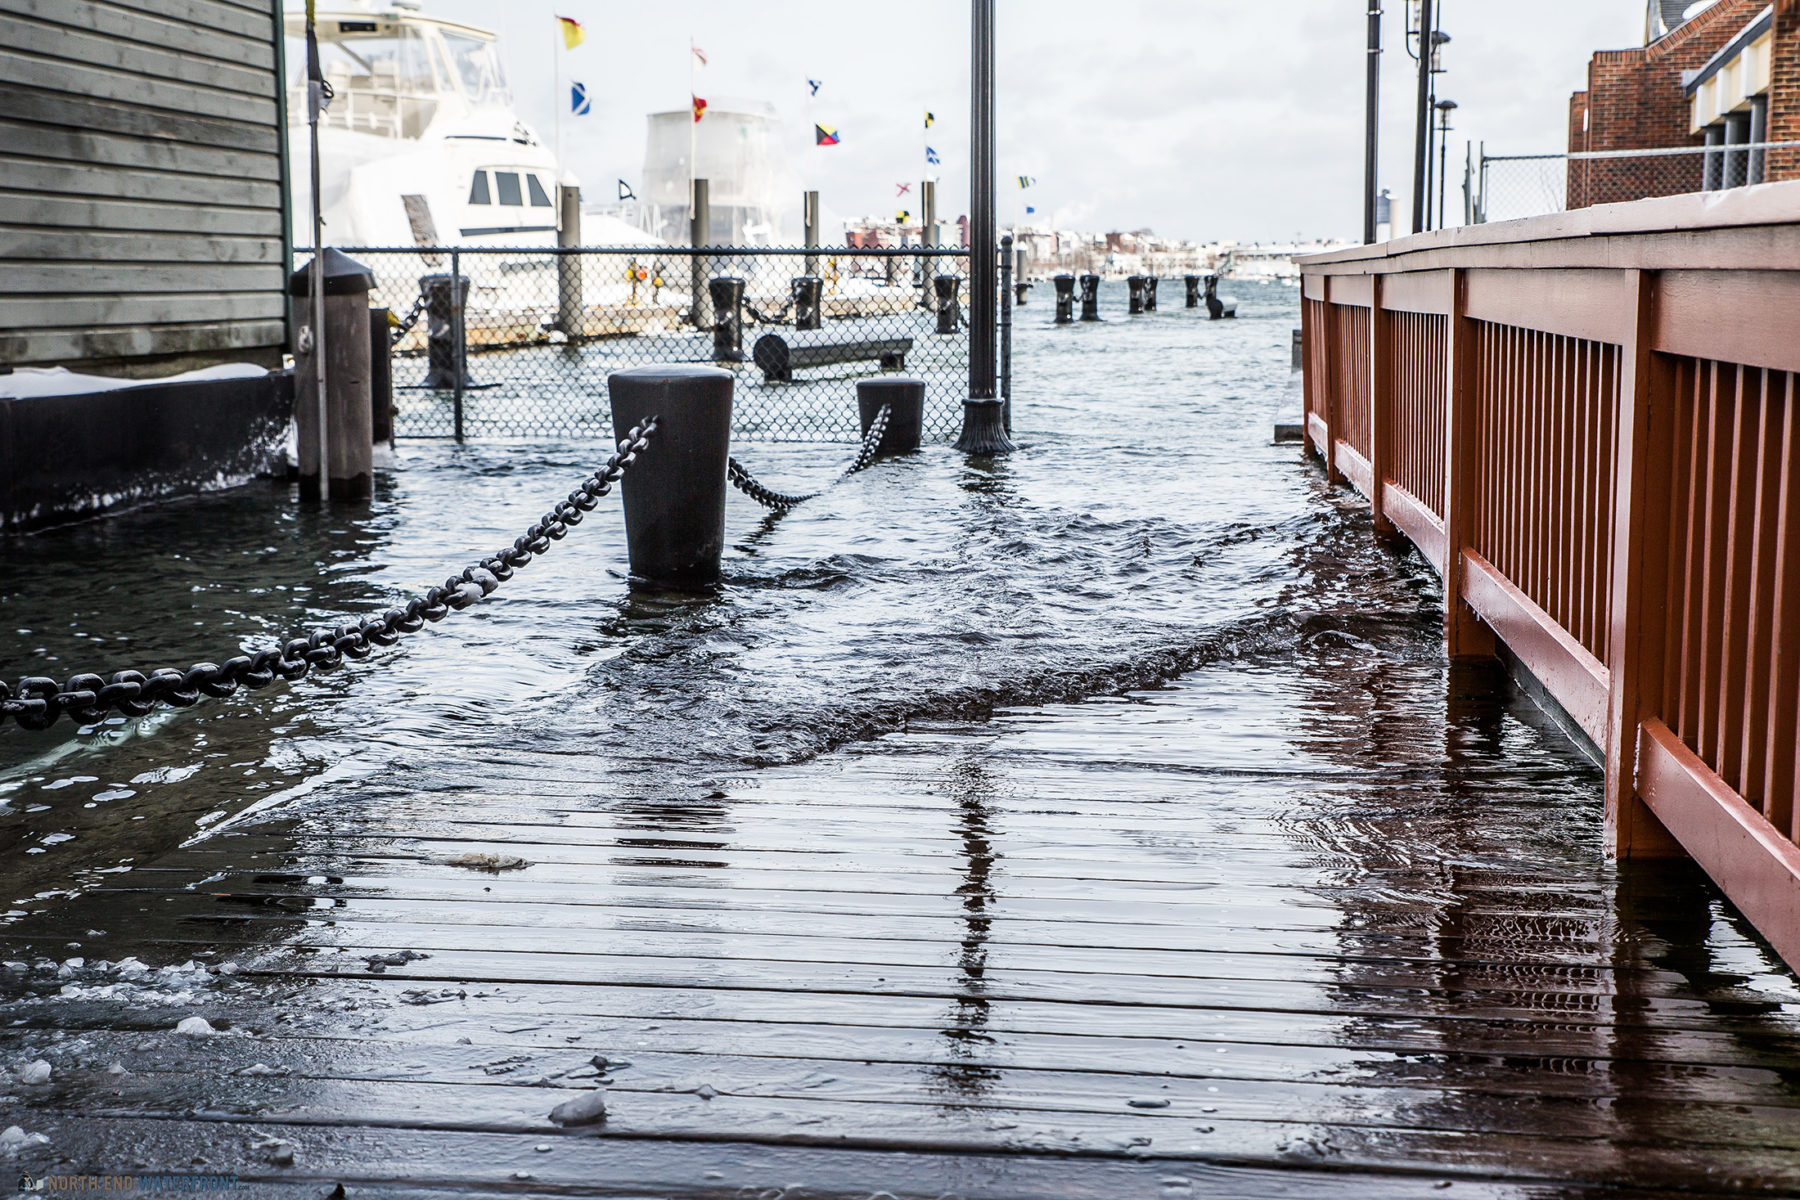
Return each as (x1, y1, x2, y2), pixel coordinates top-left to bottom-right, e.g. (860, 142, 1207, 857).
(1435, 98, 1458, 230)
(956, 0, 1014, 455)
(1364, 1, 1382, 244)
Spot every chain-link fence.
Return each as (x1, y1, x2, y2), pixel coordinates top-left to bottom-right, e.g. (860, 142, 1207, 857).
(1475, 141, 1800, 224)
(304, 245, 976, 443)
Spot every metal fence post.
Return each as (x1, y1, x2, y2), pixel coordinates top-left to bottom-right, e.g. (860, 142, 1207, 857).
(1001, 233, 1013, 433)
(451, 246, 465, 443)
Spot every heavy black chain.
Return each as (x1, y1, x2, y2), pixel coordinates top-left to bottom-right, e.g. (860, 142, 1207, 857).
(727, 402, 891, 512)
(0, 418, 659, 732)
(390, 292, 428, 345)
(843, 402, 892, 476)
(726, 458, 818, 510)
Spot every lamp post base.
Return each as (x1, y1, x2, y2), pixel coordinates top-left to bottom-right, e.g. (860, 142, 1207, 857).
(955, 398, 1015, 456)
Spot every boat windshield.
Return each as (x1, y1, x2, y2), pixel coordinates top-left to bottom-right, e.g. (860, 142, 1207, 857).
(288, 27, 443, 137)
(442, 32, 510, 109)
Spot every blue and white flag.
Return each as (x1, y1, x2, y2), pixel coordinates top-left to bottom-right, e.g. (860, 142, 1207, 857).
(807, 78, 822, 97)
(570, 82, 591, 115)
(925, 146, 940, 166)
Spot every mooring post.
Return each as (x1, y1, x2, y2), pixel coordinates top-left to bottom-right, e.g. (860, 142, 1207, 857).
(709, 277, 747, 362)
(935, 275, 961, 334)
(1185, 274, 1201, 308)
(792, 275, 823, 331)
(690, 178, 712, 331)
(418, 272, 471, 390)
(1053, 274, 1075, 323)
(608, 364, 733, 589)
(803, 189, 820, 279)
(368, 306, 393, 449)
(1013, 245, 1029, 305)
(1079, 273, 1101, 321)
(858, 377, 925, 454)
(557, 184, 583, 336)
(289, 248, 375, 500)
(956, 0, 1012, 455)
(1127, 276, 1145, 315)
(1143, 275, 1158, 312)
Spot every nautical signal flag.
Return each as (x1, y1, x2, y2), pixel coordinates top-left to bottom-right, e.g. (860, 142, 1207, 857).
(692, 95, 708, 123)
(1018, 176, 1036, 189)
(808, 79, 822, 97)
(924, 110, 936, 128)
(1026, 206, 1036, 214)
(896, 182, 912, 197)
(618, 179, 636, 201)
(815, 124, 839, 146)
(570, 82, 590, 115)
(897, 210, 911, 224)
(691, 41, 707, 67)
(557, 16, 585, 50)
(926, 146, 940, 165)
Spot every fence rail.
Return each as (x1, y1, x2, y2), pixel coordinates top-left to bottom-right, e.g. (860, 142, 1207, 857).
(296, 244, 976, 443)
(1476, 141, 1800, 224)
(1299, 184, 1800, 973)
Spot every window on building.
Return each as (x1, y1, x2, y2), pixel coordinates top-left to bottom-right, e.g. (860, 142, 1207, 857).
(494, 171, 523, 206)
(468, 171, 491, 205)
(527, 175, 554, 207)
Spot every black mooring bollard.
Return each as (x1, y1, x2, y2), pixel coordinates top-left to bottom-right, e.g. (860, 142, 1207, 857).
(1053, 274, 1075, 324)
(608, 365, 733, 590)
(1185, 275, 1201, 308)
(1014, 281, 1029, 305)
(1143, 276, 1158, 312)
(857, 377, 925, 454)
(1127, 275, 1145, 315)
(934, 275, 961, 334)
(709, 277, 747, 363)
(1079, 274, 1101, 321)
(792, 275, 823, 331)
(419, 272, 473, 389)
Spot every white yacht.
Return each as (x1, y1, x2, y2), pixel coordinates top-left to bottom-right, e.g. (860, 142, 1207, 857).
(285, 0, 568, 249)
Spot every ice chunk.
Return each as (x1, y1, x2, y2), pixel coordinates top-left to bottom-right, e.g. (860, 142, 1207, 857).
(19, 1061, 51, 1084)
(174, 1017, 215, 1037)
(548, 1089, 608, 1127)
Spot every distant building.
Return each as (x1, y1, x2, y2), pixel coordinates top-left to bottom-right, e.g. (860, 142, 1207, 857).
(1568, 0, 1799, 207)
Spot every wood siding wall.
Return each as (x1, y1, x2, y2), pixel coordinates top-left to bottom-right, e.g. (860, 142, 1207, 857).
(1300, 187, 1800, 973)
(0, 0, 289, 369)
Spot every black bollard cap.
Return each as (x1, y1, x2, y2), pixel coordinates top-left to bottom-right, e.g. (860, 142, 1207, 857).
(289, 247, 376, 297)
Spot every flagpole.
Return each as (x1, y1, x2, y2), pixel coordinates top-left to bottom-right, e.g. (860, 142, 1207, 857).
(688, 36, 697, 234)
(305, 0, 329, 502)
(553, 25, 562, 179)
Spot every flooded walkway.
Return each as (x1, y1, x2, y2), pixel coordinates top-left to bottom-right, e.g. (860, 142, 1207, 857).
(3, 285, 1799, 1196)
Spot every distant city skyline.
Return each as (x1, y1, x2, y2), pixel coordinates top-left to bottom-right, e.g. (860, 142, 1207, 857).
(404, 0, 1643, 242)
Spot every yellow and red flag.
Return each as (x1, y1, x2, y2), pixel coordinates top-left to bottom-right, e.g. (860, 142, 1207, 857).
(692, 95, 708, 123)
(557, 16, 585, 50)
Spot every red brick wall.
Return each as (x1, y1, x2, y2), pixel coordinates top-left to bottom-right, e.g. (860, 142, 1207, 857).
(1566, 0, 1790, 205)
(1771, 2, 1800, 180)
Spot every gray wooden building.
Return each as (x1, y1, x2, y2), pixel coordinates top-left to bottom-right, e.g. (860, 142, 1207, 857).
(0, 0, 291, 373)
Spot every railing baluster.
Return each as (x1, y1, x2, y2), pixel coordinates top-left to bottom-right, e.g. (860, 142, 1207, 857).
(1606, 269, 1681, 856)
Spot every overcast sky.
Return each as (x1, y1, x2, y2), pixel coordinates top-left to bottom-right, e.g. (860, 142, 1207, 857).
(417, 0, 1646, 242)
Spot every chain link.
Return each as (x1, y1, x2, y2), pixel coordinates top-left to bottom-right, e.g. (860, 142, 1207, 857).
(726, 402, 892, 511)
(0, 417, 659, 733)
(389, 291, 428, 346)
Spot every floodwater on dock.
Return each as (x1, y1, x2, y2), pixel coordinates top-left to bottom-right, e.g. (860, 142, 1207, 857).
(1, 282, 1797, 1198)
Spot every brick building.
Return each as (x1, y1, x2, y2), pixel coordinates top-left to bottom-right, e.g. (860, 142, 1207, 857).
(1567, 0, 1800, 207)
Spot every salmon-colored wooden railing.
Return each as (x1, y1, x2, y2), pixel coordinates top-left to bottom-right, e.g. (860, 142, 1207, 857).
(1299, 185, 1800, 973)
